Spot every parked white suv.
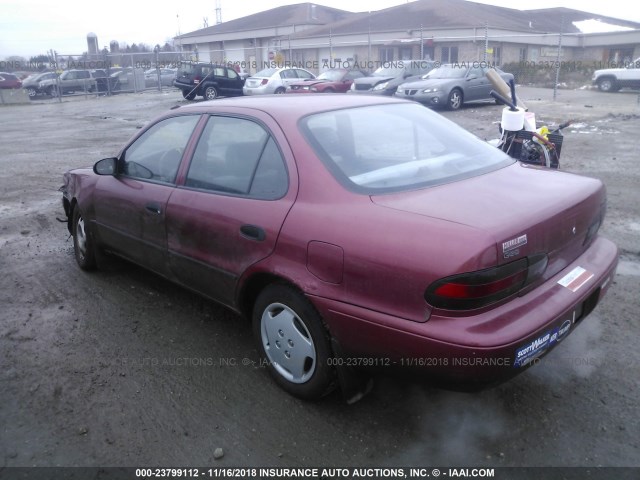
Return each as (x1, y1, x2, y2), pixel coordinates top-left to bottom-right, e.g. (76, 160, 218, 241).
(592, 58, 640, 92)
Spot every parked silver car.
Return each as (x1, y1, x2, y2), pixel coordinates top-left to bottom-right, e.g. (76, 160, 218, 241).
(144, 68, 177, 87)
(21, 71, 58, 98)
(243, 67, 315, 95)
(395, 63, 514, 110)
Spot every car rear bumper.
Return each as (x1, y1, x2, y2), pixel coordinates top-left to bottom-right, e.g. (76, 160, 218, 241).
(310, 235, 618, 386)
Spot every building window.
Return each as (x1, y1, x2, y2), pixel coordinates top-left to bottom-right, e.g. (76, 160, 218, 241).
(380, 48, 394, 62)
(493, 47, 502, 66)
(608, 48, 634, 65)
(441, 46, 458, 63)
(399, 47, 412, 60)
(451, 46, 458, 63)
(519, 47, 527, 62)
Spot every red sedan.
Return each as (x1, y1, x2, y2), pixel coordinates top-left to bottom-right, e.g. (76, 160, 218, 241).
(0, 72, 22, 89)
(61, 95, 618, 400)
(286, 68, 368, 93)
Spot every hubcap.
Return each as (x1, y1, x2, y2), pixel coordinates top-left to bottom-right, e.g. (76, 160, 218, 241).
(450, 92, 461, 109)
(261, 302, 316, 384)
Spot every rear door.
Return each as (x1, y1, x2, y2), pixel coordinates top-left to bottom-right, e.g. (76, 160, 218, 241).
(93, 114, 201, 275)
(165, 113, 295, 307)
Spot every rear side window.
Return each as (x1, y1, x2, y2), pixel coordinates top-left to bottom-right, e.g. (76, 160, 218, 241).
(185, 116, 288, 199)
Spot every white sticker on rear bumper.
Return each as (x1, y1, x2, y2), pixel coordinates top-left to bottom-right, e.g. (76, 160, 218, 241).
(558, 266, 594, 293)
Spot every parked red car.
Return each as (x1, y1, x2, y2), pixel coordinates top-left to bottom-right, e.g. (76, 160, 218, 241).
(286, 68, 368, 93)
(61, 95, 618, 400)
(0, 72, 22, 89)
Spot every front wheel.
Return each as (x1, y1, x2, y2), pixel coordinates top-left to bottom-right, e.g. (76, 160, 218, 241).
(274, 87, 286, 94)
(72, 206, 96, 270)
(26, 88, 37, 98)
(204, 86, 218, 100)
(447, 88, 463, 110)
(253, 284, 336, 400)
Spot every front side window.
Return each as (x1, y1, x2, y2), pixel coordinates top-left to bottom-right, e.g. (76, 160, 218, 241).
(122, 115, 200, 183)
(185, 116, 288, 199)
(301, 103, 513, 194)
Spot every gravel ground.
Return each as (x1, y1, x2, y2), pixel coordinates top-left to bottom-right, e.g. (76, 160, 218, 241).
(0, 87, 638, 474)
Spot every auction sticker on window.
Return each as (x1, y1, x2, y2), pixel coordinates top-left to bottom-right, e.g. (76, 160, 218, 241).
(558, 266, 594, 292)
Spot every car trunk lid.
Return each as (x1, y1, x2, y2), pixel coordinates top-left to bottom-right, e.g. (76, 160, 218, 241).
(371, 163, 606, 282)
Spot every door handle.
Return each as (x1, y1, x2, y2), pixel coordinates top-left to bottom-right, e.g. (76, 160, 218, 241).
(240, 224, 266, 241)
(145, 202, 162, 215)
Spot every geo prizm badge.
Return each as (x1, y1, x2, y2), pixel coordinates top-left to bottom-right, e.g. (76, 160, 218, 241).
(502, 234, 527, 259)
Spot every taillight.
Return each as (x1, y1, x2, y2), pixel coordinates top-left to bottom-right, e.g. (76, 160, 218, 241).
(194, 76, 201, 84)
(425, 255, 547, 310)
(260, 78, 268, 86)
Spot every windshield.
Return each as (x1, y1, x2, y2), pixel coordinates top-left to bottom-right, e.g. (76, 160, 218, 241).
(425, 65, 468, 79)
(301, 103, 513, 193)
(372, 66, 405, 77)
(317, 70, 343, 81)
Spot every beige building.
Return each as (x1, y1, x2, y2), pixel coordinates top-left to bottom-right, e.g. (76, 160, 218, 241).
(175, 0, 640, 73)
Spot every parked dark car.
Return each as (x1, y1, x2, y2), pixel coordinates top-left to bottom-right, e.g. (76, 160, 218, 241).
(61, 95, 618, 400)
(286, 68, 368, 93)
(174, 62, 245, 100)
(39, 69, 97, 96)
(21, 71, 58, 97)
(0, 72, 22, 89)
(395, 63, 514, 110)
(349, 60, 436, 95)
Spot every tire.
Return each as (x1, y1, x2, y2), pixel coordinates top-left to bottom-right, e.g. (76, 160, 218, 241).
(597, 77, 617, 92)
(204, 86, 218, 100)
(182, 89, 196, 100)
(48, 86, 59, 97)
(26, 88, 36, 98)
(252, 284, 336, 400)
(274, 87, 286, 94)
(323, 87, 335, 93)
(72, 206, 96, 270)
(447, 88, 463, 110)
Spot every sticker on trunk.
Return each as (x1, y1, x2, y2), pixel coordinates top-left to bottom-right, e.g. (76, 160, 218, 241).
(558, 266, 594, 292)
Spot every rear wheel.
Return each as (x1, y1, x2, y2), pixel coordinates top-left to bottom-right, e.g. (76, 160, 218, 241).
(447, 88, 463, 110)
(182, 89, 196, 100)
(323, 87, 335, 93)
(274, 87, 286, 94)
(72, 206, 96, 270)
(253, 284, 336, 400)
(204, 86, 218, 100)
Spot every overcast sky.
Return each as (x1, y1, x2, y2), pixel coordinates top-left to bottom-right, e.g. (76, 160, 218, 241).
(1, 0, 639, 59)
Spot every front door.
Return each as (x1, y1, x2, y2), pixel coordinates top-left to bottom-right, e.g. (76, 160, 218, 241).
(93, 114, 201, 275)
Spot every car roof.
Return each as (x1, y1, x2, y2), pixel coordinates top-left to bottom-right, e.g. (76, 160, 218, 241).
(176, 94, 408, 121)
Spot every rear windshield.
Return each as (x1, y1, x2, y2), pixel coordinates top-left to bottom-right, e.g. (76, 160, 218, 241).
(300, 103, 514, 194)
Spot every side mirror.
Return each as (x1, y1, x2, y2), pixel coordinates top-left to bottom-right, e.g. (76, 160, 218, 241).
(94, 157, 118, 175)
